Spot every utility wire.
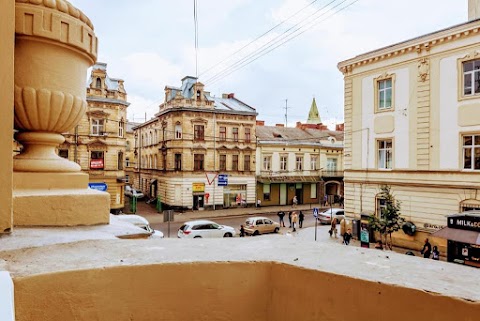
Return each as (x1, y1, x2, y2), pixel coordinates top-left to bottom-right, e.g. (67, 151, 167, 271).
(199, 0, 321, 77)
(204, 0, 340, 84)
(207, 0, 359, 86)
(194, 0, 199, 79)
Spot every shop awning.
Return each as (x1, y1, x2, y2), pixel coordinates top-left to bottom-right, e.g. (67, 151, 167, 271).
(432, 227, 480, 245)
(257, 176, 321, 184)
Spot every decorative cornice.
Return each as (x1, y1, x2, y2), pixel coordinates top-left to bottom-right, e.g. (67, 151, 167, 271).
(15, 0, 97, 62)
(338, 20, 480, 75)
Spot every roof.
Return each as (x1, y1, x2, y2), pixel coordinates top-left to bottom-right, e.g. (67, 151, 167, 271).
(256, 126, 344, 146)
(126, 121, 141, 132)
(88, 62, 126, 93)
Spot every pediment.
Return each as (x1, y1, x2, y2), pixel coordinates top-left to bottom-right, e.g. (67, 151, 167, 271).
(86, 110, 109, 118)
(190, 117, 208, 124)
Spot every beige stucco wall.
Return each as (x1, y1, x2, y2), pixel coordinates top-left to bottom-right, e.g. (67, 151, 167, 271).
(0, 0, 14, 233)
(13, 262, 478, 321)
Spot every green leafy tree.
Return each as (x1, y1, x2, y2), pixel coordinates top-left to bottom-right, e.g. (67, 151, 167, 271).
(368, 185, 404, 250)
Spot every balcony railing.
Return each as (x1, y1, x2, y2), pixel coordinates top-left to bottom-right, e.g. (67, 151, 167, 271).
(321, 170, 343, 178)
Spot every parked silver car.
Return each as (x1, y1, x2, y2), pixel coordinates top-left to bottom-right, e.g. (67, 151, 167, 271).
(317, 208, 345, 224)
(124, 185, 145, 199)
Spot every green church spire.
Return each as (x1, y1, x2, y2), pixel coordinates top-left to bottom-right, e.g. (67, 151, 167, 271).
(307, 97, 321, 124)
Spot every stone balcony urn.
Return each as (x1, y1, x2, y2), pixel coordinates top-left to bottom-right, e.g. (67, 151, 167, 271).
(14, 0, 97, 172)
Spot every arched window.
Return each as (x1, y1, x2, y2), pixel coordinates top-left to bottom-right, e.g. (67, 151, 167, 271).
(175, 123, 182, 139)
(118, 119, 125, 137)
(96, 78, 102, 89)
(196, 90, 201, 101)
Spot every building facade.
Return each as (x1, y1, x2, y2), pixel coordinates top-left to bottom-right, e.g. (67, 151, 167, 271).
(255, 120, 344, 207)
(60, 63, 129, 213)
(337, 1, 480, 251)
(133, 76, 257, 210)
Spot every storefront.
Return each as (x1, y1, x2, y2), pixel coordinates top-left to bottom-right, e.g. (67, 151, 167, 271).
(223, 184, 247, 208)
(192, 182, 205, 210)
(432, 212, 480, 268)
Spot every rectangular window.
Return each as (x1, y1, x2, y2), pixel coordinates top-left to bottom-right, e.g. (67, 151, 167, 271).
(280, 155, 288, 171)
(326, 158, 337, 172)
(232, 155, 238, 171)
(463, 60, 480, 96)
(232, 127, 239, 142)
(118, 151, 123, 170)
(310, 183, 317, 199)
(175, 153, 182, 171)
(263, 155, 271, 171)
(118, 121, 124, 137)
(244, 128, 251, 143)
(175, 124, 182, 139)
(310, 155, 318, 171)
(378, 78, 392, 110)
(244, 155, 250, 171)
(91, 119, 104, 136)
(377, 198, 387, 219)
(90, 151, 104, 169)
(194, 154, 204, 170)
(219, 127, 226, 141)
(219, 155, 227, 171)
(463, 134, 480, 170)
(194, 125, 204, 141)
(296, 156, 303, 171)
(58, 149, 69, 159)
(377, 140, 392, 169)
(263, 184, 271, 201)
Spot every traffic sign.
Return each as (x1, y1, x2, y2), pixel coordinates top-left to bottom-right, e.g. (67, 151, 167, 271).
(218, 174, 228, 186)
(313, 207, 319, 218)
(88, 183, 108, 192)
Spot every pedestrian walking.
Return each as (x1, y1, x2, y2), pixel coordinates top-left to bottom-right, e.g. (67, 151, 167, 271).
(421, 238, 432, 259)
(343, 228, 352, 245)
(329, 218, 337, 238)
(277, 211, 286, 227)
(240, 225, 245, 237)
(432, 245, 440, 260)
(288, 211, 292, 228)
(323, 194, 328, 206)
(256, 199, 261, 208)
(292, 195, 298, 207)
(292, 211, 298, 232)
(298, 211, 304, 228)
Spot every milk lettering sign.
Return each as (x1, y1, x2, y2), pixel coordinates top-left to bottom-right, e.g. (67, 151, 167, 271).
(448, 214, 480, 232)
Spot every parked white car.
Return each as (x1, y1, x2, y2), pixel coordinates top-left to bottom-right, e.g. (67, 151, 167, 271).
(116, 214, 164, 238)
(178, 220, 236, 238)
(317, 208, 345, 224)
(124, 185, 145, 199)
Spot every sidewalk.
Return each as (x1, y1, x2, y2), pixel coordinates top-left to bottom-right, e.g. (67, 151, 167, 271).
(135, 201, 335, 225)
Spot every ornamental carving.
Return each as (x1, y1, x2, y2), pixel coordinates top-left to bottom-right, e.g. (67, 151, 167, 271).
(418, 58, 430, 82)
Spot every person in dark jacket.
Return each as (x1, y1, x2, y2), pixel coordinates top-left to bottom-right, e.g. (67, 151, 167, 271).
(240, 225, 245, 237)
(298, 211, 305, 228)
(421, 238, 432, 258)
(432, 245, 440, 260)
(343, 229, 352, 245)
(277, 211, 286, 227)
(288, 211, 292, 228)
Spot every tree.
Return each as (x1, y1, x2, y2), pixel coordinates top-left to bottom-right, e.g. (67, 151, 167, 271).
(368, 185, 404, 250)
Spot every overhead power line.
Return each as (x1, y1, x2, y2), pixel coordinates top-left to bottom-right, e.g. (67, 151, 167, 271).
(205, 0, 360, 86)
(199, 0, 321, 78)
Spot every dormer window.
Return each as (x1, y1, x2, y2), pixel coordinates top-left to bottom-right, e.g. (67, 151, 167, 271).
(196, 90, 201, 101)
(96, 78, 102, 89)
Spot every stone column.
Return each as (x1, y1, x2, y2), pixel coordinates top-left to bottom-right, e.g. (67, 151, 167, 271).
(13, 0, 109, 226)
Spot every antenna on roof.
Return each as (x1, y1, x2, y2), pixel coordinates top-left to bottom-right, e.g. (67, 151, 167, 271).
(284, 99, 290, 127)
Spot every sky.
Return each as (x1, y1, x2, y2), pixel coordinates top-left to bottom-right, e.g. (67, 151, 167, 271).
(70, 0, 467, 128)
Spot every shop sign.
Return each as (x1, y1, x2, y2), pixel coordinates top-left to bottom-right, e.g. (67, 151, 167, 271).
(448, 215, 480, 232)
(192, 183, 205, 193)
(423, 223, 446, 231)
(218, 174, 228, 186)
(90, 159, 104, 169)
(88, 182, 108, 192)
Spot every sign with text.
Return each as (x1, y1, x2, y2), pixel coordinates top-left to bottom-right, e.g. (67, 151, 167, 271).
(90, 159, 104, 169)
(192, 183, 205, 193)
(448, 214, 480, 232)
(218, 174, 228, 186)
(88, 183, 108, 192)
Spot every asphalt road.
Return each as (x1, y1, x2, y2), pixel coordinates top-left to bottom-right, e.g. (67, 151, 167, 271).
(151, 212, 327, 238)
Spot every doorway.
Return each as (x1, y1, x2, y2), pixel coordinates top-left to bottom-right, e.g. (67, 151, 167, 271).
(193, 195, 204, 210)
(280, 184, 287, 205)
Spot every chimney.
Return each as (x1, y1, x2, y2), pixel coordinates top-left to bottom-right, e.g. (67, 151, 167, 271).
(275, 124, 284, 127)
(256, 120, 265, 126)
(469, 0, 480, 20)
(227, 93, 235, 98)
(222, 94, 228, 99)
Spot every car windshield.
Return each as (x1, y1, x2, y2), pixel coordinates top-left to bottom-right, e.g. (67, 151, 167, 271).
(211, 223, 221, 229)
(179, 224, 187, 231)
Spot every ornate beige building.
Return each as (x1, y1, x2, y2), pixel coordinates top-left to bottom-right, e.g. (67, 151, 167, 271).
(338, 0, 480, 252)
(133, 76, 257, 210)
(60, 63, 129, 213)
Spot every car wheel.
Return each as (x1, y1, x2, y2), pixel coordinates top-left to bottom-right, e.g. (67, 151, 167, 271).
(253, 230, 260, 236)
(274, 227, 279, 233)
(193, 236, 202, 238)
(223, 233, 232, 237)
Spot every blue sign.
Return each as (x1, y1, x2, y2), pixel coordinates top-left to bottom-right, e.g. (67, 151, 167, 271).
(313, 208, 319, 218)
(218, 174, 228, 186)
(88, 183, 108, 192)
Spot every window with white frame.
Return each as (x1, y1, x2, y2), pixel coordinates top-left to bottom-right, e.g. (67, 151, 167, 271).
(91, 119, 104, 136)
(378, 78, 392, 110)
(280, 155, 288, 171)
(376, 197, 387, 219)
(377, 140, 392, 169)
(310, 155, 318, 171)
(463, 134, 480, 170)
(295, 156, 303, 171)
(326, 158, 337, 172)
(463, 60, 480, 96)
(263, 155, 271, 171)
(175, 124, 182, 139)
(118, 120, 124, 137)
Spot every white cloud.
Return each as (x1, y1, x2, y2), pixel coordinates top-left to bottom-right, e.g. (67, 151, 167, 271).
(127, 94, 159, 123)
